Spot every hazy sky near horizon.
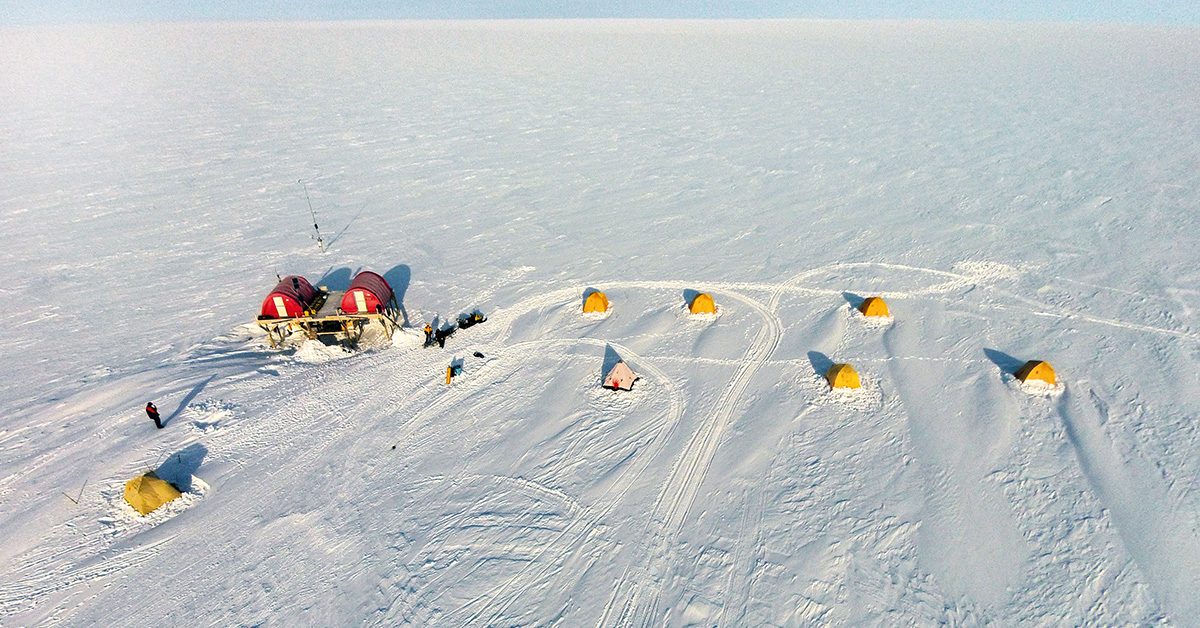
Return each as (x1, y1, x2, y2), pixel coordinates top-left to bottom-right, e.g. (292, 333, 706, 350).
(4, 0, 1199, 26)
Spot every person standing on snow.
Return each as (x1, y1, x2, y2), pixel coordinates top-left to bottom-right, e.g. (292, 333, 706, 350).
(424, 323, 433, 346)
(145, 402, 162, 429)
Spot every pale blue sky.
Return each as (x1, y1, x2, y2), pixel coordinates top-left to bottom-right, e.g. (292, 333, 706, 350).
(4, 0, 1198, 25)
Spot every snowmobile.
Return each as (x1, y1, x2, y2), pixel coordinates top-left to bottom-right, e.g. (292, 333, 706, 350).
(457, 311, 487, 329)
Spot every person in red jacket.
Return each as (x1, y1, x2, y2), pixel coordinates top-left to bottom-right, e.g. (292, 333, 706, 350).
(146, 402, 162, 429)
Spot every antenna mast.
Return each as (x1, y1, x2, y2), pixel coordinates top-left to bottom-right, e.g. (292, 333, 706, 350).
(300, 179, 326, 253)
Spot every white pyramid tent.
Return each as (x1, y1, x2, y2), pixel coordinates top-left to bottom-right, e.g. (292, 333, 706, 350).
(603, 361, 638, 390)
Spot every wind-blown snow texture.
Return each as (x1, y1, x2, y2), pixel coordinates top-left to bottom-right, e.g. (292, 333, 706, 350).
(2, 19, 1200, 627)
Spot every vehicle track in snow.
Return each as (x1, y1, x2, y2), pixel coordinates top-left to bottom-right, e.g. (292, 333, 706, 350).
(381, 278, 776, 626)
(596, 284, 785, 628)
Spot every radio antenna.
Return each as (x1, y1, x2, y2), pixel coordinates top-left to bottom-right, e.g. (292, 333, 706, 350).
(300, 179, 326, 253)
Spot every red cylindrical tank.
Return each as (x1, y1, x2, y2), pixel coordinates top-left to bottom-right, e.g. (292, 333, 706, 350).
(260, 276, 318, 319)
(340, 271, 394, 314)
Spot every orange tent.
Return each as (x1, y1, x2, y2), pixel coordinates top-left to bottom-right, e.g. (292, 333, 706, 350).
(858, 297, 890, 317)
(825, 363, 861, 389)
(583, 291, 609, 314)
(1015, 360, 1055, 385)
(689, 293, 716, 314)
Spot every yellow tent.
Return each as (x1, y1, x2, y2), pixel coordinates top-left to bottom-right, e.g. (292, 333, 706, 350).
(583, 291, 609, 314)
(858, 296, 890, 317)
(124, 471, 182, 515)
(689, 293, 716, 314)
(825, 363, 861, 389)
(1015, 360, 1055, 385)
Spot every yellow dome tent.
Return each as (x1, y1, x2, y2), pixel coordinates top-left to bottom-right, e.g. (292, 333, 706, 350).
(583, 291, 609, 314)
(1015, 360, 1055, 385)
(825, 363, 861, 389)
(124, 471, 182, 515)
(689, 293, 717, 315)
(858, 296, 890, 317)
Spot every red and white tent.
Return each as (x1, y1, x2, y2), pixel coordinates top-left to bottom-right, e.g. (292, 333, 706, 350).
(603, 361, 638, 391)
(260, 276, 318, 319)
(340, 270, 394, 314)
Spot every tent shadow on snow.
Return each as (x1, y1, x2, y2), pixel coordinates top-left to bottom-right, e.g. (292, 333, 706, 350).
(984, 348, 1025, 375)
(165, 375, 213, 426)
(808, 350, 835, 376)
(682, 289, 701, 308)
(154, 443, 207, 493)
(600, 344, 623, 383)
(842, 291, 865, 310)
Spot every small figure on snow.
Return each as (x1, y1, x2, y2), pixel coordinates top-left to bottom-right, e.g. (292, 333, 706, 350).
(145, 402, 162, 429)
(423, 323, 434, 346)
(435, 325, 455, 348)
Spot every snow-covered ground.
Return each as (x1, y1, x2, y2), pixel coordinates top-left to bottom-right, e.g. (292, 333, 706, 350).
(2, 19, 1200, 626)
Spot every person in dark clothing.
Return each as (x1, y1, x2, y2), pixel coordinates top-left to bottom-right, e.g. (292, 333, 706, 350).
(435, 325, 455, 348)
(145, 402, 162, 429)
(424, 323, 433, 346)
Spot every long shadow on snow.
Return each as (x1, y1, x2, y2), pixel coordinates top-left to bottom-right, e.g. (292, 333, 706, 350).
(842, 291, 865, 310)
(383, 264, 411, 326)
(324, 202, 369, 250)
(155, 443, 207, 493)
(164, 375, 213, 426)
(807, 350, 834, 376)
(983, 348, 1025, 375)
(316, 267, 354, 291)
(600, 344, 623, 384)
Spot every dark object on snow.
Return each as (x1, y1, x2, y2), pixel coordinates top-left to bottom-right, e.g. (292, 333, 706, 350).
(423, 323, 434, 346)
(435, 325, 456, 348)
(457, 311, 487, 329)
(145, 402, 162, 429)
(473, 351, 484, 358)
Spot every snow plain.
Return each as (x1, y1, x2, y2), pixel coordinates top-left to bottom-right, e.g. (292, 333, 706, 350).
(2, 19, 1200, 627)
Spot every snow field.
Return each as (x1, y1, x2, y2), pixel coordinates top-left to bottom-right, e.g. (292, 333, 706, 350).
(3, 20, 1200, 627)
